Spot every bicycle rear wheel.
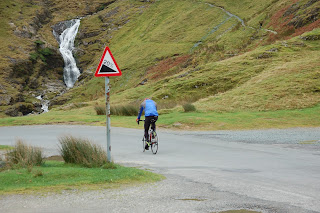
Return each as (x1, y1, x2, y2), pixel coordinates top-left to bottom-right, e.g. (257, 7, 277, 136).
(151, 133, 158, 154)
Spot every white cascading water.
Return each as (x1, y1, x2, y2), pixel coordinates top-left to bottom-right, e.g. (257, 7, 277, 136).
(36, 95, 49, 113)
(58, 19, 81, 88)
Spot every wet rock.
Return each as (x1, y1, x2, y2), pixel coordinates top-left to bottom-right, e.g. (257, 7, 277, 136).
(76, 70, 92, 83)
(5, 103, 34, 117)
(52, 20, 79, 43)
(5, 107, 22, 117)
(17, 103, 34, 115)
(32, 101, 42, 114)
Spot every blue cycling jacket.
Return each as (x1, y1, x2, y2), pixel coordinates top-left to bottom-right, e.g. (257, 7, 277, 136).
(137, 99, 158, 119)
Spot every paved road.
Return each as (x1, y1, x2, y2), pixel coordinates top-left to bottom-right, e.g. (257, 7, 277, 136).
(0, 125, 320, 213)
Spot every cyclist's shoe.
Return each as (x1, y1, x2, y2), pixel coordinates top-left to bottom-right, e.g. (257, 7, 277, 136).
(145, 141, 150, 150)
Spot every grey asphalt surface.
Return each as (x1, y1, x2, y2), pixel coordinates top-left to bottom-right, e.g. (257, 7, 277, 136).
(0, 125, 320, 213)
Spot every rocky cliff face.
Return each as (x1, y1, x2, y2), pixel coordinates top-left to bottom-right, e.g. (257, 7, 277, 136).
(268, 0, 320, 38)
(0, 0, 122, 116)
(3, 40, 66, 116)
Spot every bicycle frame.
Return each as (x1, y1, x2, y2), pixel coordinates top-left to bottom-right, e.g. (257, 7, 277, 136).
(138, 119, 158, 154)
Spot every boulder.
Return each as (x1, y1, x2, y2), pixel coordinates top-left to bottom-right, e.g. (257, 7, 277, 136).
(9, 93, 25, 105)
(0, 95, 12, 106)
(52, 20, 79, 43)
(5, 103, 34, 117)
(5, 107, 22, 117)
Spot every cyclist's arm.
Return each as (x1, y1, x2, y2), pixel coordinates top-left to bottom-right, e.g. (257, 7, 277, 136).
(138, 100, 147, 119)
(137, 106, 144, 120)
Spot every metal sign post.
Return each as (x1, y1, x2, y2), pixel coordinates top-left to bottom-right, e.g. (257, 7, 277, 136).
(105, 77, 111, 162)
(94, 46, 122, 163)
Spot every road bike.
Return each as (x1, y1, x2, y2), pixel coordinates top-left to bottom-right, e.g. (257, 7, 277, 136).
(138, 119, 158, 154)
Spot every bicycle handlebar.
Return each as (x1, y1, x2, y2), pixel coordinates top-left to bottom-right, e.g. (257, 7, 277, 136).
(137, 119, 157, 125)
(137, 119, 145, 125)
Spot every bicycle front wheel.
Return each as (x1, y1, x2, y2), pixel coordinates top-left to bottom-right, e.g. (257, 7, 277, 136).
(142, 137, 146, 152)
(151, 134, 158, 154)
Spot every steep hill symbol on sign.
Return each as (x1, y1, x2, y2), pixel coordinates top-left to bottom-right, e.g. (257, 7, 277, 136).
(95, 46, 122, 77)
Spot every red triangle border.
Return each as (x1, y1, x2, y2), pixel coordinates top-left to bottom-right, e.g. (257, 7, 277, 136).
(95, 46, 122, 77)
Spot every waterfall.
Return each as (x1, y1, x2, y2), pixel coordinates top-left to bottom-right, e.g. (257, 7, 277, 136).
(36, 95, 49, 113)
(56, 19, 81, 88)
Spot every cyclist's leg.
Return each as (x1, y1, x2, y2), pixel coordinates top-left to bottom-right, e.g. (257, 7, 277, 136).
(151, 116, 158, 132)
(144, 117, 151, 141)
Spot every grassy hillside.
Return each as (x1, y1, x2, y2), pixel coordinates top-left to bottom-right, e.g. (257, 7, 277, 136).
(0, 0, 319, 129)
(68, 0, 320, 110)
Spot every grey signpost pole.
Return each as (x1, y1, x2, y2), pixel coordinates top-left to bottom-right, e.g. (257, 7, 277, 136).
(95, 46, 121, 163)
(105, 77, 111, 162)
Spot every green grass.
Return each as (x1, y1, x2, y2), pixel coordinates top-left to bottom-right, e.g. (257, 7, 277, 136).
(0, 0, 319, 131)
(48, 1, 319, 115)
(0, 161, 164, 194)
(1, 104, 319, 130)
(105, 28, 320, 112)
(0, 145, 13, 150)
(69, 0, 229, 103)
(156, 105, 320, 130)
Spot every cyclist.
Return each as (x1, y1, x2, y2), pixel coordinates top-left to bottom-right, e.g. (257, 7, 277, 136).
(136, 98, 158, 150)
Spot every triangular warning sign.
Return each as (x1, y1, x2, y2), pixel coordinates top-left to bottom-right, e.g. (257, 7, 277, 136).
(95, 46, 122, 77)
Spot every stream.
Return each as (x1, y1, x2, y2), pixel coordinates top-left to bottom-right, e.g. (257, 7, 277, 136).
(191, 3, 246, 51)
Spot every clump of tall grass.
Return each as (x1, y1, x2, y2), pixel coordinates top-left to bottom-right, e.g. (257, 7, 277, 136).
(58, 135, 108, 168)
(5, 139, 45, 168)
(94, 104, 138, 116)
(110, 104, 138, 116)
(183, 103, 196, 112)
(94, 105, 106, 115)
